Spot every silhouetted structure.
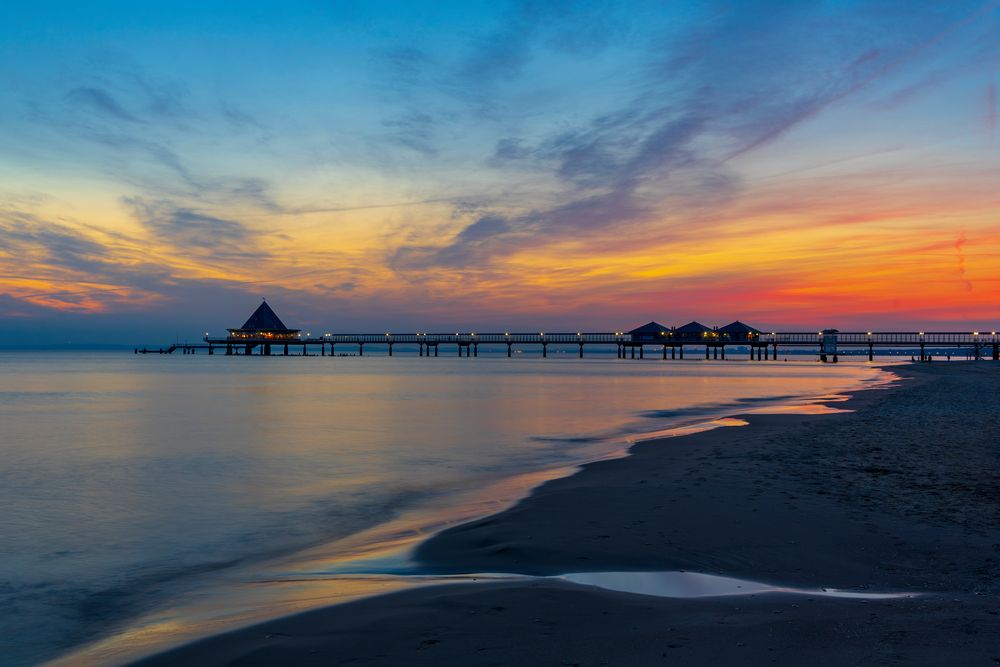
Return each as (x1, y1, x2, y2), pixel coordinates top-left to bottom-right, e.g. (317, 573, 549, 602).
(674, 321, 714, 342)
(718, 321, 762, 343)
(227, 300, 299, 341)
(135, 305, 1000, 363)
(628, 321, 672, 342)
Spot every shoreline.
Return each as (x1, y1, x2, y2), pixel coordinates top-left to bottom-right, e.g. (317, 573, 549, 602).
(44, 362, 886, 667)
(127, 362, 1000, 665)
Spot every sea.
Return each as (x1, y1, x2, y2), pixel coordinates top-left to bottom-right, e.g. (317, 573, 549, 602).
(0, 349, 894, 665)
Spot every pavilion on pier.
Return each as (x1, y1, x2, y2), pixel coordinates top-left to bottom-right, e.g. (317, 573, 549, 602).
(227, 300, 300, 341)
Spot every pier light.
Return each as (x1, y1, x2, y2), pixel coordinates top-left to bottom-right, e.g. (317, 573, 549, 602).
(540, 332, 545, 336)
(867, 331, 872, 336)
(973, 331, 979, 336)
(992, 331, 996, 336)
(471, 333, 476, 337)
(505, 332, 509, 336)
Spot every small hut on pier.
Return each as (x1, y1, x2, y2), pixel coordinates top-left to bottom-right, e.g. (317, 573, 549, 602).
(674, 321, 715, 343)
(227, 300, 300, 341)
(628, 321, 672, 342)
(717, 320, 762, 343)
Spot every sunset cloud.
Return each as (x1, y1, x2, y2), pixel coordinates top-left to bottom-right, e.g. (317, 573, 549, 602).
(1, 1, 998, 342)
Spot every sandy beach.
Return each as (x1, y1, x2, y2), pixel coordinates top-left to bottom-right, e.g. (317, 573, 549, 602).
(133, 363, 1000, 666)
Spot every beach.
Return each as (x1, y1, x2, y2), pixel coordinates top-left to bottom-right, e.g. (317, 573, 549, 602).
(132, 362, 1000, 665)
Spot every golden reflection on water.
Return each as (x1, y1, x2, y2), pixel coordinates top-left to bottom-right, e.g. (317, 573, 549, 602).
(46, 463, 582, 666)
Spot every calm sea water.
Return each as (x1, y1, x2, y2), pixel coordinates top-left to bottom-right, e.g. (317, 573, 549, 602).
(0, 351, 889, 665)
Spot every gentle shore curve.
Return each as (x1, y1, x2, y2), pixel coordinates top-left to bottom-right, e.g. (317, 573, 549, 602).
(133, 363, 1000, 665)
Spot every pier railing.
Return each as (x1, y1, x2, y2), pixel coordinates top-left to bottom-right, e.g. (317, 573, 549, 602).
(759, 331, 999, 345)
(322, 332, 627, 345)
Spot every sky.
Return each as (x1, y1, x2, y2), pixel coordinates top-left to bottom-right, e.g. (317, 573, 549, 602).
(1, 0, 999, 344)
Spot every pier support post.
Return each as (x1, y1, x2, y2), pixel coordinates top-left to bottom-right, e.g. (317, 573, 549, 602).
(474, 343, 478, 357)
(662, 345, 667, 360)
(264, 344, 271, 356)
(920, 342, 926, 361)
(458, 345, 463, 357)
(993, 344, 999, 361)
(721, 346, 726, 360)
(749, 346, 754, 360)
(974, 343, 981, 360)
(680, 346, 684, 359)
(434, 345, 438, 357)
(543, 343, 548, 358)
(226, 344, 232, 355)
(330, 344, 335, 357)
(284, 344, 288, 356)
(773, 344, 778, 360)
(617, 344, 622, 359)
(321, 343, 325, 356)
(359, 343, 364, 356)
(671, 347, 676, 359)
(579, 344, 584, 358)
(868, 344, 874, 362)
(639, 346, 644, 359)
(507, 343, 512, 357)
(208, 345, 213, 355)
(245, 344, 252, 356)
(630, 346, 635, 359)
(388, 343, 393, 357)
(705, 346, 710, 360)
(419, 343, 424, 357)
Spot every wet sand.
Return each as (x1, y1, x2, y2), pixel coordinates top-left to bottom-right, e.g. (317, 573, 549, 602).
(134, 363, 1000, 665)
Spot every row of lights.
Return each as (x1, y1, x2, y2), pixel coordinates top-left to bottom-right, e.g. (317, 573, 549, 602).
(213, 330, 1000, 339)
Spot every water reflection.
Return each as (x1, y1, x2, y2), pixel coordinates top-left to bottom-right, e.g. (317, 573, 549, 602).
(0, 353, 894, 665)
(561, 571, 914, 600)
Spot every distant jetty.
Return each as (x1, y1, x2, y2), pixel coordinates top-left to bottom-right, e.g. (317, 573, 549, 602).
(137, 301, 1000, 362)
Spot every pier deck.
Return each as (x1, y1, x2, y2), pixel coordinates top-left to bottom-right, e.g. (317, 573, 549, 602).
(137, 330, 1000, 362)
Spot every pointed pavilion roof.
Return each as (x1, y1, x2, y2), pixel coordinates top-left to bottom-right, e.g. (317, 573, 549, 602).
(674, 321, 713, 334)
(718, 320, 762, 334)
(238, 300, 291, 331)
(628, 321, 671, 335)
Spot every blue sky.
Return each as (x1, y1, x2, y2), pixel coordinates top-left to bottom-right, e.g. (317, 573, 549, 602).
(1, 1, 998, 343)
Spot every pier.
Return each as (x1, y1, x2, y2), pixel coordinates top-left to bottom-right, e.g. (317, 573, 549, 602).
(139, 330, 1000, 362)
(135, 303, 1000, 361)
